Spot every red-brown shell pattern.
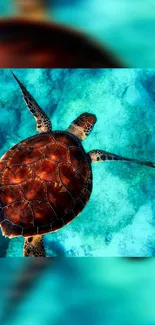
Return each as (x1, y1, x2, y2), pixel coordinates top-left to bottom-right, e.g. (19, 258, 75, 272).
(0, 132, 92, 238)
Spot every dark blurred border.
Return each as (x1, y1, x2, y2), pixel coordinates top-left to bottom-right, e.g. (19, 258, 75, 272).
(0, 18, 126, 68)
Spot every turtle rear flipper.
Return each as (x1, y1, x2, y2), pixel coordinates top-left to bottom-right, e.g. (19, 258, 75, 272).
(88, 149, 155, 168)
(11, 71, 52, 134)
(24, 235, 46, 257)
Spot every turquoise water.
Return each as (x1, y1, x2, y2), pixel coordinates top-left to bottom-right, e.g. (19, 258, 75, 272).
(0, 68, 155, 257)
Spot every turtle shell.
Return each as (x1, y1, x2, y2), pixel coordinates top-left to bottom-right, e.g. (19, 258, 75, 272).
(0, 132, 92, 238)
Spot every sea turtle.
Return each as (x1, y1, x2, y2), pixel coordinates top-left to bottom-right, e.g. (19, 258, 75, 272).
(0, 72, 155, 257)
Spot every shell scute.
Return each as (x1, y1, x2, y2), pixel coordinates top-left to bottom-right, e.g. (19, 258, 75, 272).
(38, 224, 52, 235)
(21, 133, 55, 148)
(23, 226, 37, 237)
(53, 132, 79, 147)
(0, 161, 6, 172)
(69, 146, 90, 179)
(31, 159, 59, 182)
(3, 200, 33, 228)
(2, 165, 33, 185)
(31, 201, 56, 226)
(8, 147, 43, 166)
(59, 164, 86, 200)
(1, 219, 22, 238)
(47, 182, 74, 216)
(73, 200, 85, 216)
(51, 218, 64, 231)
(0, 185, 22, 205)
(44, 142, 69, 163)
(20, 177, 47, 201)
(63, 211, 76, 225)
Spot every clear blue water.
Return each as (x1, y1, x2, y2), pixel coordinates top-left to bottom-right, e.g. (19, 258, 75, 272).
(0, 68, 155, 257)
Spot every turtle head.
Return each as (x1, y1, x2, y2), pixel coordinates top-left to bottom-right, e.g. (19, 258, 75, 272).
(67, 112, 97, 141)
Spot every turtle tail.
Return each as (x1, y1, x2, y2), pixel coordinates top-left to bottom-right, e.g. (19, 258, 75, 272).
(24, 235, 46, 257)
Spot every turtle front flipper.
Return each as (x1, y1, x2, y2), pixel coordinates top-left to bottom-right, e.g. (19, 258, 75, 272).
(11, 71, 52, 134)
(24, 235, 46, 257)
(67, 113, 97, 140)
(88, 149, 155, 168)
